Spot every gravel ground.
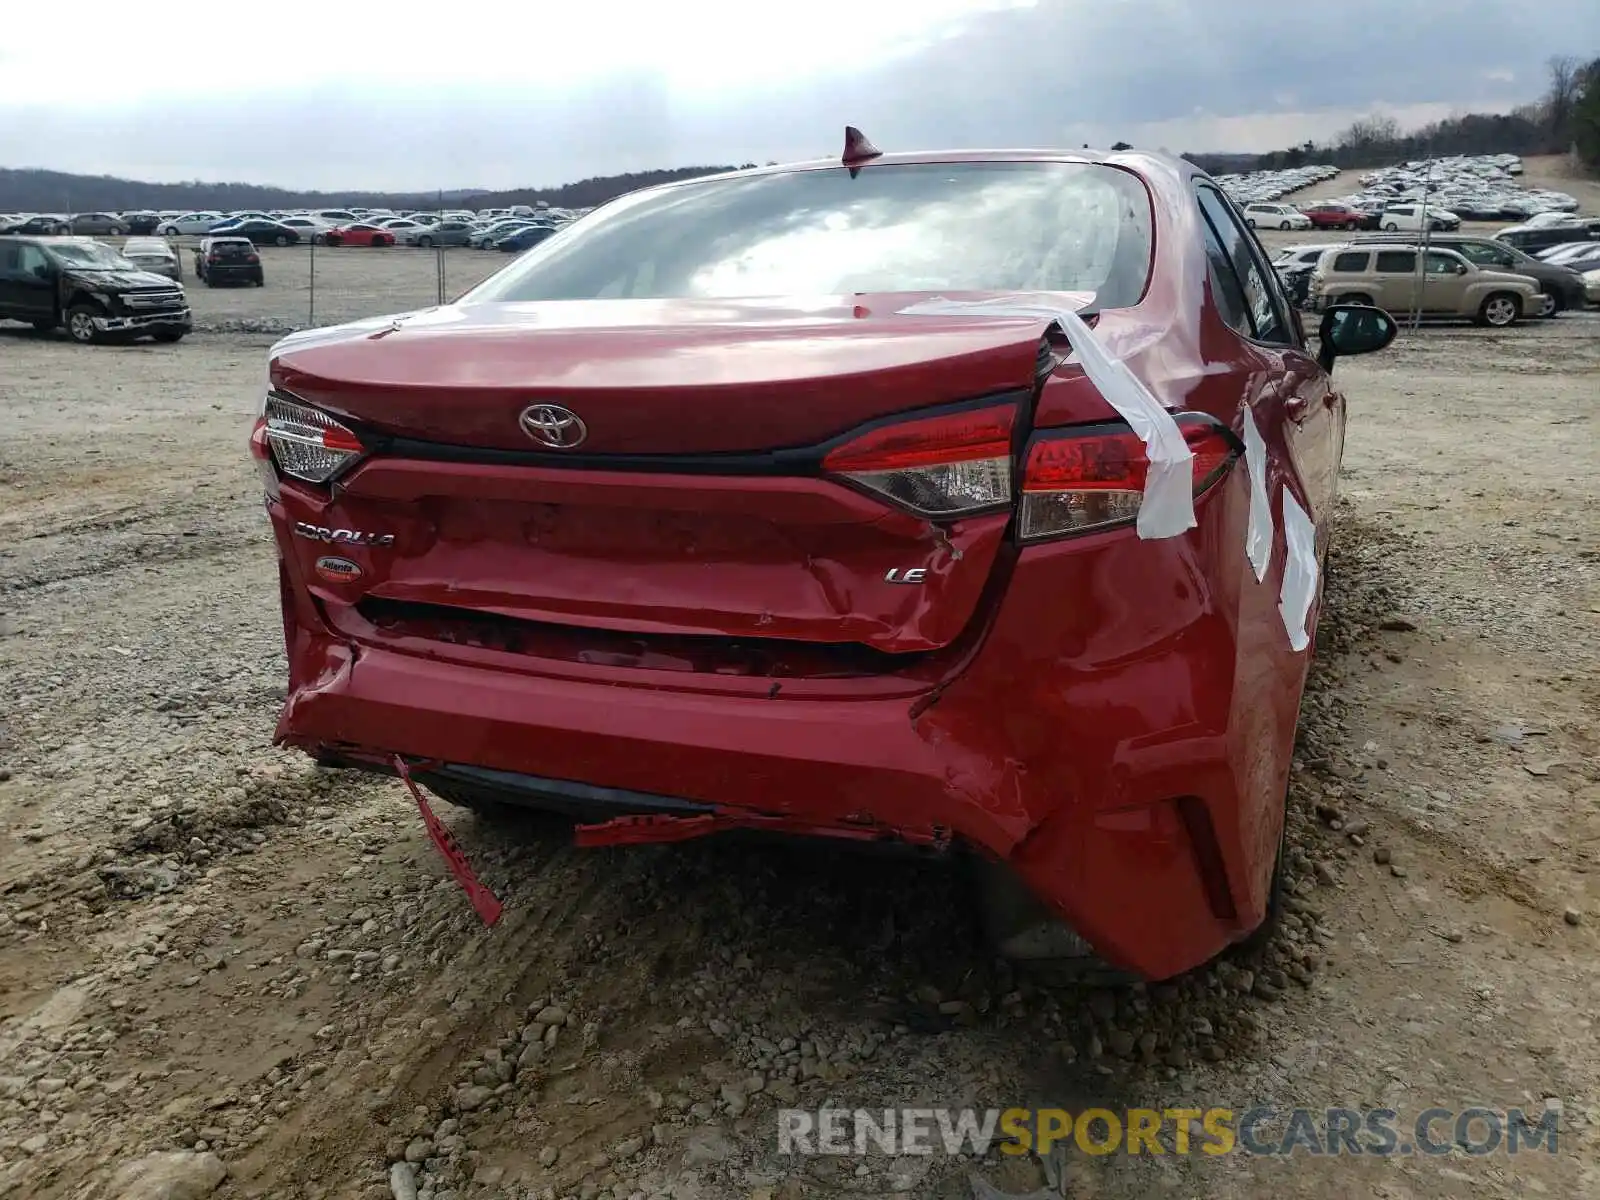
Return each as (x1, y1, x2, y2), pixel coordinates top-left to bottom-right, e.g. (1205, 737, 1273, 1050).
(0, 242, 1597, 1200)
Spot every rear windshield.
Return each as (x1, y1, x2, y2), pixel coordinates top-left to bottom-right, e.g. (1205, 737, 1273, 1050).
(461, 161, 1154, 312)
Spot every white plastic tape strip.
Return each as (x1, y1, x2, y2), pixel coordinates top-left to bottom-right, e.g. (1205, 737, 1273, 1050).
(1241, 406, 1273, 582)
(897, 296, 1195, 539)
(1278, 488, 1317, 652)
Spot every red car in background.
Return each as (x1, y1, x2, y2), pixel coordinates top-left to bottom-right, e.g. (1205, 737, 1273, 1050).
(1299, 203, 1376, 231)
(252, 141, 1398, 980)
(322, 223, 396, 248)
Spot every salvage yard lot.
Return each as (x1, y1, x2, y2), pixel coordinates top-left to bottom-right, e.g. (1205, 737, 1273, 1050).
(0, 246, 1597, 1200)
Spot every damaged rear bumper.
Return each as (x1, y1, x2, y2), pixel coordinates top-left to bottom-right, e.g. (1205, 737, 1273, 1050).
(272, 468, 1297, 981)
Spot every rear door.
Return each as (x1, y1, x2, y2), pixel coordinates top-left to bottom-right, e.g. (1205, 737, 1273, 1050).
(1196, 185, 1342, 528)
(1, 243, 58, 322)
(1373, 249, 1419, 312)
(1421, 249, 1467, 314)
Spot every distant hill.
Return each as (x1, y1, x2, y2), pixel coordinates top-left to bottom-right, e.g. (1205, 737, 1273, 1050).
(0, 164, 756, 215)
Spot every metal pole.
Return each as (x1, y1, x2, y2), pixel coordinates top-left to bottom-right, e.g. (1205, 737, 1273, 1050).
(308, 231, 316, 327)
(1410, 151, 1432, 332)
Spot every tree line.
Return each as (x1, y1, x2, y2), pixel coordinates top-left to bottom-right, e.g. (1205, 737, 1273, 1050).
(1185, 54, 1600, 176)
(0, 163, 757, 216)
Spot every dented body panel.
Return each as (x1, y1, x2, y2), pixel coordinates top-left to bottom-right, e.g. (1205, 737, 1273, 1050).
(262, 148, 1347, 980)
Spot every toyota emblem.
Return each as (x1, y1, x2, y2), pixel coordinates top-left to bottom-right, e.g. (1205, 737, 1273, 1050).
(519, 404, 587, 449)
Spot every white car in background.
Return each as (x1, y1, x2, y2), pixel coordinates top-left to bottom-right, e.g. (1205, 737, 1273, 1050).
(1241, 202, 1312, 230)
(1376, 203, 1461, 232)
(276, 216, 338, 244)
(156, 212, 225, 236)
(377, 218, 429, 240)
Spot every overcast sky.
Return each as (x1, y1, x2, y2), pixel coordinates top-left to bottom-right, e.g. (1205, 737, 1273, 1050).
(1, 0, 1592, 192)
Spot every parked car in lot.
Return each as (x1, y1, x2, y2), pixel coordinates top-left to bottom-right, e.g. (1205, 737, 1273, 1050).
(1495, 221, 1600, 254)
(469, 219, 535, 249)
(253, 145, 1399, 981)
(121, 236, 183, 281)
(1309, 243, 1539, 325)
(322, 223, 397, 248)
(122, 210, 163, 235)
(1271, 243, 1349, 307)
(208, 218, 301, 247)
(2, 214, 72, 236)
(1376, 203, 1460, 232)
(1298, 203, 1374, 231)
(405, 220, 474, 247)
(1241, 202, 1311, 230)
(0, 236, 190, 343)
(1352, 232, 1585, 315)
(494, 224, 559, 252)
(157, 212, 225, 236)
(68, 212, 129, 236)
(276, 216, 337, 244)
(194, 236, 265, 286)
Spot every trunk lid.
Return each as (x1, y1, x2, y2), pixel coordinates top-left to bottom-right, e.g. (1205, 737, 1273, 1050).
(271, 295, 1062, 661)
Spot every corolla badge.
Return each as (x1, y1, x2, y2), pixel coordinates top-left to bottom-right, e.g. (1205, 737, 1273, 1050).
(519, 404, 587, 449)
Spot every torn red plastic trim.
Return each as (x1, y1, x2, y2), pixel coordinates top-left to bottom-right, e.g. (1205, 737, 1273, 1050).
(393, 756, 504, 926)
(574, 809, 950, 848)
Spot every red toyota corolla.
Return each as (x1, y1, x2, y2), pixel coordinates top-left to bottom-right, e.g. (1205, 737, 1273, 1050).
(251, 141, 1397, 980)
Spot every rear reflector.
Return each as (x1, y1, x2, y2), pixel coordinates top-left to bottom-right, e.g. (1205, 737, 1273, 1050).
(261, 392, 365, 484)
(1019, 414, 1239, 540)
(821, 402, 1016, 517)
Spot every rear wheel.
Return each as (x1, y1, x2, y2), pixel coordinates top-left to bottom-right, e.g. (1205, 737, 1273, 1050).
(66, 304, 102, 345)
(418, 235, 434, 248)
(1477, 292, 1521, 327)
(1279, 220, 1291, 230)
(1383, 221, 1399, 231)
(1540, 288, 1564, 316)
(1345, 220, 1359, 230)
(274, 234, 289, 246)
(1345, 292, 1375, 307)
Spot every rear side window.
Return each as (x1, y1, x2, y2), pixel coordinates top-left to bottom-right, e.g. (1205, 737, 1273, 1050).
(1195, 185, 1294, 345)
(464, 161, 1155, 311)
(1375, 251, 1416, 273)
(1331, 252, 1368, 272)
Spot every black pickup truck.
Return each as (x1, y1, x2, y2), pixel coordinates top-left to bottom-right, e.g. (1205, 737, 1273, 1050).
(0, 236, 191, 344)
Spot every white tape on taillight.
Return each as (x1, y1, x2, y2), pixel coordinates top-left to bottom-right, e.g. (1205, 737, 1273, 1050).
(1241, 406, 1273, 582)
(261, 393, 365, 484)
(820, 403, 1015, 517)
(896, 296, 1195, 539)
(1018, 415, 1238, 541)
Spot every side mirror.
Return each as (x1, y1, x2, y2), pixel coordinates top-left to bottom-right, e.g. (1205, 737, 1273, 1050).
(1455, 263, 1469, 275)
(1316, 304, 1398, 372)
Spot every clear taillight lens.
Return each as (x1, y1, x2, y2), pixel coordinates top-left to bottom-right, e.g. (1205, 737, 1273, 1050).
(258, 392, 365, 484)
(1019, 414, 1239, 541)
(820, 402, 1016, 517)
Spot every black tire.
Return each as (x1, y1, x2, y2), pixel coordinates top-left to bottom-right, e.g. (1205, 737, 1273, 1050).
(204, 276, 216, 288)
(274, 234, 289, 246)
(417, 235, 434, 248)
(109, 226, 123, 236)
(1383, 221, 1399, 231)
(1279, 220, 1291, 230)
(151, 330, 185, 344)
(1245, 218, 1256, 229)
(254, 276, 265, 287)
(1540, 288, 1564, 316)
(65, 304, 102, 344)
(1345, 293, 1375, 307)
(1477, 292, 1521, 328)
(1345, 221, 1359, 230)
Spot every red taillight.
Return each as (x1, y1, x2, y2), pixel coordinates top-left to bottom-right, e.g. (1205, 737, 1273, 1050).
(207, 255, 221, 263)
(820, 402, 1016, 517)
(247, 253, 259, 263)
(1019, 415, 1238, 540)
(258, 393, 366, 484)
